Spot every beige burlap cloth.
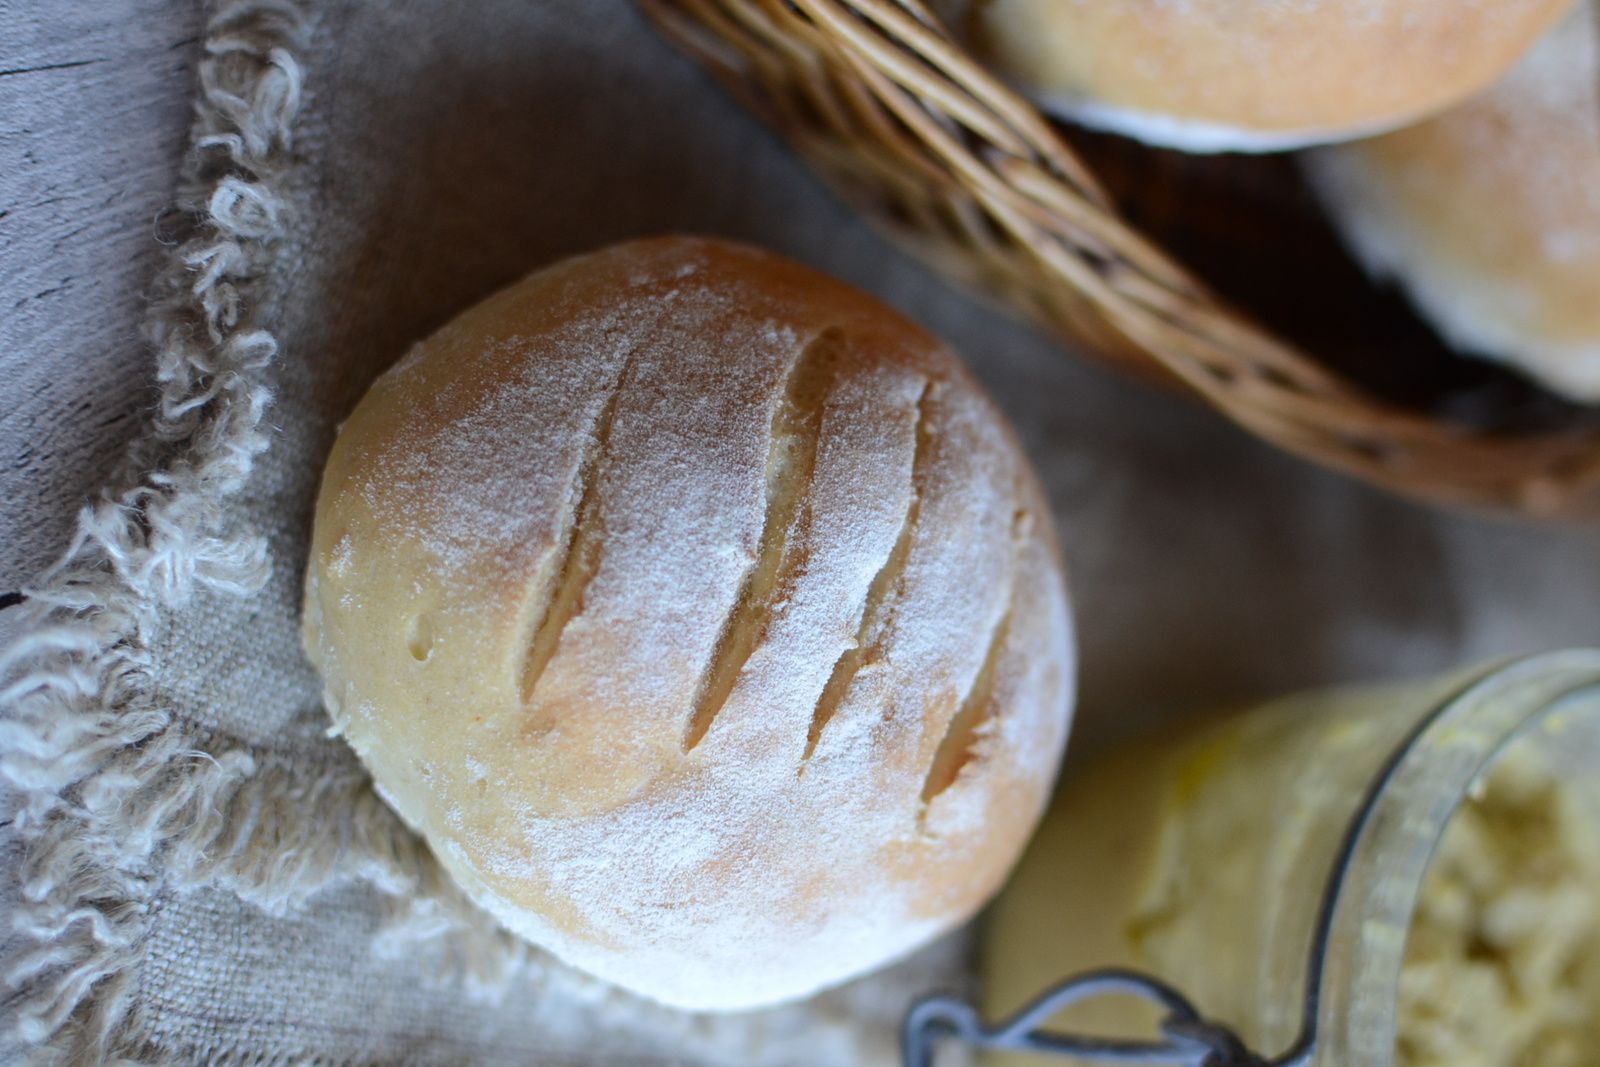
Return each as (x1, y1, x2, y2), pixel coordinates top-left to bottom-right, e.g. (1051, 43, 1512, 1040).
(7, 0, 1600, 1063)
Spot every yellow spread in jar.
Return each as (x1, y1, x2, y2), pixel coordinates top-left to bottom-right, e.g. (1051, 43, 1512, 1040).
(984, 683, 1600, 1067)
(1398, 750, 1600, 1067)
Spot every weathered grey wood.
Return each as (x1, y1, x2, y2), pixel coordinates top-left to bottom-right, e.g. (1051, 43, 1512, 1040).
(0, 0, 200, 590)
(0, 17, 196, 1055)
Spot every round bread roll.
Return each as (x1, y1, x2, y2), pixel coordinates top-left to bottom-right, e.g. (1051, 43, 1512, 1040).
(302, 236, 1076, 1010)
(954, 0, 1572, 152)
(1306, 3, 1600, 401)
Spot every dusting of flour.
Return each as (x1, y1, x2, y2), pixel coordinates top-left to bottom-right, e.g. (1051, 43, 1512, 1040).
(309, 238, 1077, 1012)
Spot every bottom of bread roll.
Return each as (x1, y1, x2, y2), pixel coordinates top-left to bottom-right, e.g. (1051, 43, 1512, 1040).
(1043, 94, 1403, 155)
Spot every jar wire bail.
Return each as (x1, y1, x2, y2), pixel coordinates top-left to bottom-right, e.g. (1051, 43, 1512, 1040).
(902, 651, 1600, 1067)
(901, 967, 1277, 1066)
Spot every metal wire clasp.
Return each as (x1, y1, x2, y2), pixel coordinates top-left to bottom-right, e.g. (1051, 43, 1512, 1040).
(901, 969, 1269, 1067)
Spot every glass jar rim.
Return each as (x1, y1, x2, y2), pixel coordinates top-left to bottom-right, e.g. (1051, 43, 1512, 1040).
(1293, 648, 1600, 1067)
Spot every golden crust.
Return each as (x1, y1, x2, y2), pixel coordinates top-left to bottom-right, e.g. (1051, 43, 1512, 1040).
(971, 0, 1573, 149)
(302, 236, 1075, 1009)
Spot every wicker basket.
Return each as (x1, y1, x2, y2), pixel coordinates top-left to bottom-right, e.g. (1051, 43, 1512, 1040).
(640, 0, 1600, 517)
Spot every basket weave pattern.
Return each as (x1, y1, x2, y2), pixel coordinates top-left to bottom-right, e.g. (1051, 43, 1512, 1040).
(640, 0, 1600, 516)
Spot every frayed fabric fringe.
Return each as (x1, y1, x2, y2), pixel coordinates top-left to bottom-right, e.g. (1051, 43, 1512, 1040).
(0, 5, 622, 1056)
(0, 2, 314, 1060)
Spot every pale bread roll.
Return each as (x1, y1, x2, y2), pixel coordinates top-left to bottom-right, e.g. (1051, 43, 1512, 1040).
(302, 236, 1076, 1010)
(1307, 3, 1600, 401)
(953, 0, 1572, 152)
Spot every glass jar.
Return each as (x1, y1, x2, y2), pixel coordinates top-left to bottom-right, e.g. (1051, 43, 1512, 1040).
(968, 650, 1600, 1067)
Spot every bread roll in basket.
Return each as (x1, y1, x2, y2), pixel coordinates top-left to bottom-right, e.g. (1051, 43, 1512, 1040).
(640, 0, 1600, 517)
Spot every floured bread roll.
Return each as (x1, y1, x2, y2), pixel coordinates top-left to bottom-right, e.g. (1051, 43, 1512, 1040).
(1307, 3, 1600, 401)
(950, 0, 1571, 152)
(302, 236, 1076, 1010)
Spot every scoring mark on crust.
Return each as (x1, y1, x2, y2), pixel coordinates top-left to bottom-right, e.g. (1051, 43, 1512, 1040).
(682, 328, 845, 753)
(518, 362, 630, 705)
(919, 605, 1011, 806)
(917, 500, 1031, 819)
(801, 378, 936, 767)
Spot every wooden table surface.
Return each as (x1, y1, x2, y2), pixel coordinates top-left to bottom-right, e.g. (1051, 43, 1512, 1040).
(2, 0, 200, 590)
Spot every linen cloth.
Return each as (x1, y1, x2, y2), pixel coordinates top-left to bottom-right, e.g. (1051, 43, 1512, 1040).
(6, 0, 1600, 1064)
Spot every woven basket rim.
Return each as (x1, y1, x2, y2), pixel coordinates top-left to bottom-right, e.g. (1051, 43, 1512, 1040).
(641, 0, 1600, 517)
